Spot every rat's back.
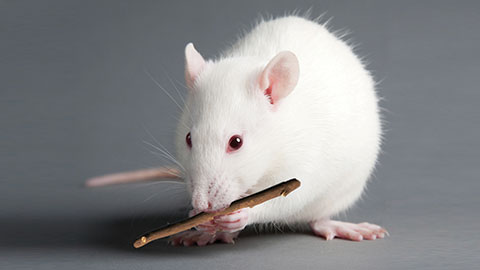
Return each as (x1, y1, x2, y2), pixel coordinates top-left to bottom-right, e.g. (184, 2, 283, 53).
(225, 16, 368, 85)
(225, 16, 382, 221)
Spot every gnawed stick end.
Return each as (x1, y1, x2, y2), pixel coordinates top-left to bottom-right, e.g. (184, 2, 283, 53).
(133, 236, 148, 248)
(280, 179, 301, 196)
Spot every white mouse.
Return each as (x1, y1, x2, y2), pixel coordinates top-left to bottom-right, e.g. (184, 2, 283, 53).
(87, 15, 387, 246)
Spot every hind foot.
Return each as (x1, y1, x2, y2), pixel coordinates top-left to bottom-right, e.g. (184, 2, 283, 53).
(168, 230, 240, 246)
(310, 219, 388, 241)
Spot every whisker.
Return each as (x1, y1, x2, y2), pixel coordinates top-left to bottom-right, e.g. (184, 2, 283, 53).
(128, 180, 185, 190)
(144, 141, 186, 172)
(172, 76, 188, 89)
(158, 66, 194, 123)
(140, 181, 187, 191)
(143, 128, 176, 157)
(142, 127, 186, 171)
(149, 150, 185, 173)
(162, 69, 186, 106)
(140, 192, 160, 204)
(144, 69, 184, 112)
(149, 145, 180, 168)
(171, 114, 189, 130)
(168, 77, 193, 122)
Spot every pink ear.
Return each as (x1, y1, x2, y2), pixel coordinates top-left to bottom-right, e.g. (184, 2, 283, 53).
(185, 43, 206, 89)
(259, 51, 299, 104)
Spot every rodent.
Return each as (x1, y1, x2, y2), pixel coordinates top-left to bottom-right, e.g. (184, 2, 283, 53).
(171, 15, 385, 245)
(88, 15, 387, 246)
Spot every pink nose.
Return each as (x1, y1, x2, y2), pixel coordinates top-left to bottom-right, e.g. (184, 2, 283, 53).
(191, 194, 208, 211)
(202, 202, 219, 213)
(192, 198, 223, 213)
(192, 196, 217, 212)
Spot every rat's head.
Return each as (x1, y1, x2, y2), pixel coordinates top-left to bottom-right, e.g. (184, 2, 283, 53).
(175, 43, 299, 212)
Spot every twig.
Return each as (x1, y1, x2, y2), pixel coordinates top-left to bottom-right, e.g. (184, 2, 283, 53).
(133, 178, 301, 248)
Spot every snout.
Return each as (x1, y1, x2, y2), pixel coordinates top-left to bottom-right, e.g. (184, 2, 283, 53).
(191, 191, 209, 211)
(191, 182, 233, 212)
(191, 194, 229, 213)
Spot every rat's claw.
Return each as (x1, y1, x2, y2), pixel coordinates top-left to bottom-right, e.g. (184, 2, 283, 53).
(168, 230, 240, 246)
(189, 209, 217, 233)
(213, 208, 249, 233)
(188, 207, 250, 233)
(216, 231, 238, 244)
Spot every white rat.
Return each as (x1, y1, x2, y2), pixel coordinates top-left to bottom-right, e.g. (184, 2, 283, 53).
(87, 15, 386, 246)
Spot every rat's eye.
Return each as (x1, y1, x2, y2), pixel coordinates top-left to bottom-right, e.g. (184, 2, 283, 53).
(227, 135, 243, 152)
(186, 132, 192, 148)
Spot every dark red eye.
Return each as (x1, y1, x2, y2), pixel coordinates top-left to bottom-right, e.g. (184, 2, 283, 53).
(186, 132, 192, 148)
(227, 135, 243, 152)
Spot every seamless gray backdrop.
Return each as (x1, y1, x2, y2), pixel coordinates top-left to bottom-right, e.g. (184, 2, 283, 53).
(1, 0, 479, 269)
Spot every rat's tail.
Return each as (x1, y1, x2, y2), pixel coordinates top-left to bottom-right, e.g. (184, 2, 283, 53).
(85, 167, 182, 187)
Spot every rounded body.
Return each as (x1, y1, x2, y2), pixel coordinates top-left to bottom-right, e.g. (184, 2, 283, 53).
(176, 16, 381, 225)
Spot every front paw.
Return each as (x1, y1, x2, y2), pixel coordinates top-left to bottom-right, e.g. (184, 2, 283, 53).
(189, 209, 217, 233)
(213, 208, 249, 233)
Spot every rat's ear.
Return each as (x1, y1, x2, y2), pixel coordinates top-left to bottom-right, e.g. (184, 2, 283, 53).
(185, 43, 206, 89)
(259, 51, 299, 104)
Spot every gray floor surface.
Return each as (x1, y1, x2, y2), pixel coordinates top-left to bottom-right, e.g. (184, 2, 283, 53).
(1, 1, 479, 269)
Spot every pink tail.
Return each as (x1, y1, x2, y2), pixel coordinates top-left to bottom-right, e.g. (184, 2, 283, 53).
(86, 167, 182, 187)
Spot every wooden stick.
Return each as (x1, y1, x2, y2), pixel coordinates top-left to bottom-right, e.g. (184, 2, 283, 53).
(133, 178, 301, 248)
(85, 167, 181, 187)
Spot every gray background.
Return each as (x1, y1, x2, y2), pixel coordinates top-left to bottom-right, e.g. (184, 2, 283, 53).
(1, 0, 479, 269)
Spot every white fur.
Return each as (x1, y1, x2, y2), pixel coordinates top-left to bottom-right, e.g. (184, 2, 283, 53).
(176, 16, 381, 225)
